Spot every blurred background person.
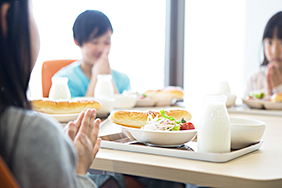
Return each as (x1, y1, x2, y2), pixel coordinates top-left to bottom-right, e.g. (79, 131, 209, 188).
(53, 10, 131, 98)
(246, 11, 282, 97)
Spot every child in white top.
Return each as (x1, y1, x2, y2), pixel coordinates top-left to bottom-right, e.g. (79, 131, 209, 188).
(246, 11, 282, 96)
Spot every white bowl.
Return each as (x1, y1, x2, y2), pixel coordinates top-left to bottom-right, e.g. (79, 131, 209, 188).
(216, 93, 237, 107)
(135, 99, 156, 107)
(96, 97, 115, 117)
(113, 94, 137, 109)
(230, 117, 266, 149)
(74, 97, 115, 118)
(121, 126, 197, 147)
(225, 93, 237, 107)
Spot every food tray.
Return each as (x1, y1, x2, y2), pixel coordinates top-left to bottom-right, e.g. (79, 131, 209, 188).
(99, 132, 263, 163)
(228, 105, 282, 116)
(242, 99, 282, 110)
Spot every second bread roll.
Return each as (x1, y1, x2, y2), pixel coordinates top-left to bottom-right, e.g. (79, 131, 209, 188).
(270, 92, 282, 102)
(31, 98, 102, 114)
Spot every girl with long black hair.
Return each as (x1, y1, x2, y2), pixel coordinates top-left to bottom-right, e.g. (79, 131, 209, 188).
(0, 1, 101, 187)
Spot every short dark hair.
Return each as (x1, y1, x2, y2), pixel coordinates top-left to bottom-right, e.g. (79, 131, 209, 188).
(0, 0, 31, 114)
(73, 10, 113, 46)
(261, 11, 282, 66)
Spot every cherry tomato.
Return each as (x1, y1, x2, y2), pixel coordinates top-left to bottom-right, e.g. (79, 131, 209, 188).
(180, 122, 195, 130)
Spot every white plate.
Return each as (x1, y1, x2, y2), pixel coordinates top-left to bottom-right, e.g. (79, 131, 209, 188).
(39, 112, 79, 123)
(155, 99, 173, 107)
(121, 126, 197, 147)
(135, 99, 156, 107)
(242, 99, 265, 109)
(263, 101, 282, 110)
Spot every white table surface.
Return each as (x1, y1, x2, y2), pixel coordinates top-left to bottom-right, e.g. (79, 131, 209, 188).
(90, 108, 282, 188)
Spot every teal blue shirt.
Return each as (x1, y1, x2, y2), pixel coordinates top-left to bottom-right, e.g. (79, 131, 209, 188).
(53, 61, 131, 97)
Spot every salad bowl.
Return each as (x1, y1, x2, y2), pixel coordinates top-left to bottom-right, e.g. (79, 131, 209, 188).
(121, 126, 197, 147)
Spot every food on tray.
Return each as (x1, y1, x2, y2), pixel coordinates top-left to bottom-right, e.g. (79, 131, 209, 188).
(31, 98, 102, 114)
(139, 93, 150, 100)
(109, 108, 192, 129)
(247, 92, 265, 100)
(142, 109, 194, 131)
(270, 92, 282, 103)
(143, 86, 184, 100)
(122, 90, 150, 100)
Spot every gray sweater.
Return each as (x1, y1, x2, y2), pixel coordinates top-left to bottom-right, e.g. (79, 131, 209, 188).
(0, 106, 97, 188)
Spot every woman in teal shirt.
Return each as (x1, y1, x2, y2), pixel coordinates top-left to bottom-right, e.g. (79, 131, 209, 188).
(54, 10, 131, 98)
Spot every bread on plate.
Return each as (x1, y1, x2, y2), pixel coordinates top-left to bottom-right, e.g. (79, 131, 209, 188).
(31, 98, 102, 114)
(109, 108, 191, 129)
(270, 92, 282, 103)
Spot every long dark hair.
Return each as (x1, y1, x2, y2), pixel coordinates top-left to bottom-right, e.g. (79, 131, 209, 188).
(261, 11, 282, 66)
(0, 0, 31, 115)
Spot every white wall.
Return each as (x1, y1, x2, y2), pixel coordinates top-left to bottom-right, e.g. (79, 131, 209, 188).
(184, 0, 282, 118)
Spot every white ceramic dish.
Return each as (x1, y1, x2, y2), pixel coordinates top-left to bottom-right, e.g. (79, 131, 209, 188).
(242, 99, 265, 109)
(263, 101, 282, 110)
(230, 117, 266, 149)
(224, 93, 237, 107)
(135, 99, 156, 107)
(39, 112, 79, 123)
(242, 99, 282, 110)
(121, 126, 197, 147)
(155, 99, 173, 107)
(74, 97, 114, 118)
(113, 94, 137, 109)
(96, 97, 115, 117)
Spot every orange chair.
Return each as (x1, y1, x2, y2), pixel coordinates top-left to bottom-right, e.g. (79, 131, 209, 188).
(0, 155, 20, 188)
(42, 59, 77, 98)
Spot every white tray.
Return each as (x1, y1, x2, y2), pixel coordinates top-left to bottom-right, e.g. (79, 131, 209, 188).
(242, 99, 282, 110)
(228, 105, 282, 116)
(100, 133, 263, 163)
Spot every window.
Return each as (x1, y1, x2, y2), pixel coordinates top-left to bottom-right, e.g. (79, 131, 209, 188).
(30, 0, 166, 98)
(184, 0, 282, 118)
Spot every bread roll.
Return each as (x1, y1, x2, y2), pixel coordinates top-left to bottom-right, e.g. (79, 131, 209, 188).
(31, 98, 102, 114)
(144, 86, 184, 100)
(270, 92, 282, 102)
(109, 109, 191, 128)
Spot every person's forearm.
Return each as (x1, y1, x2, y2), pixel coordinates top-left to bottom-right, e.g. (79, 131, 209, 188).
(85, 77, 97, 97)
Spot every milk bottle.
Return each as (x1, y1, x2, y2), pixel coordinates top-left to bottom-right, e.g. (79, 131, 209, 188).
(198, 95, 230, 153)
(49, 77, 71, 100)
(94, 74, 114, 98)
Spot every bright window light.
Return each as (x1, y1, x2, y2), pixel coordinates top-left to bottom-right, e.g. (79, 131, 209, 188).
(29, 0, 166, 99)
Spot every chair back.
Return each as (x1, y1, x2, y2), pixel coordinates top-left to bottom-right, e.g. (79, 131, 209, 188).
(0, 155, 20, 188)
(42, 59, 77, 98)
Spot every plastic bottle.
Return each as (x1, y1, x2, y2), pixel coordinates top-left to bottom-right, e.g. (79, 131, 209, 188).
(49, 77, 71, 100)
(197, 95, 231, 153)
(94, 74, 114, 98)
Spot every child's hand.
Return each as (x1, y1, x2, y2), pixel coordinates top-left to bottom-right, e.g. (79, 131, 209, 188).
(91, 47, 111, 77)
(267, 63, 282, 94)
(63, 109, 101, 175)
